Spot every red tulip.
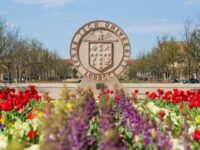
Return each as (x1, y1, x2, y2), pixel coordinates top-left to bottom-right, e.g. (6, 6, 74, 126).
(106, 89, 110, 94)
(144, 88, 200, 108)
(114, 95, 121, 101)
(149, 92, 157, 99)
(193, 130, 200, 141)
(134, 89, 139, 94)
(16, 104, 24, 111)
(27, 113, 34, 120)
(157, 110, 166, 120)
(0, 101, 13, 111)
(157, 89, 164, 96)
(179, 104, 184, 110)
(145, 91, 149, 96)
(0, 86, 41, 112)
(0, 93, 5, 99)
(10, 88, 15, 93)
(27, 130, 37, 138)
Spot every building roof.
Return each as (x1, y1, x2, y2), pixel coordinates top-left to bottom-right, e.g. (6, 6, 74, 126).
(127, 59, 139, 64)
(64, 59, 73, 64)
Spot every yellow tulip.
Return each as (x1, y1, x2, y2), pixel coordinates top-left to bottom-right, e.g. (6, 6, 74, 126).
(36, 112, 44, 118)
(66, 103, 73, 110)
(195, 117, 200, 124)
(186, 114, 191, 120)
(0, 117, 6, 125)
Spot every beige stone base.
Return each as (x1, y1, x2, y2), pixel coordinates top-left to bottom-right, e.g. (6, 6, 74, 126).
(78, 77, 127, 95)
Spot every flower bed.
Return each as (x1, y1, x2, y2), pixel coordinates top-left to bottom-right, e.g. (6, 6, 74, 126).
(137, 88, 200, 149)
(0, 86, 42, 149)
(0, 87, 200, 150)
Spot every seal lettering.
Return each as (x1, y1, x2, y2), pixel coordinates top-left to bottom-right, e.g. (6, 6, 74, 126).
(70, 20, 131, 81)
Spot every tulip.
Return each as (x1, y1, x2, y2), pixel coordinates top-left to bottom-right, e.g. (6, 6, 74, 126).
(27, 113, 34, 120)
(157, 110, 166, 120)
(134, 89, 139, 94)
(179, 104, 184, 110)
(195, 117, 200, 124)
(109, 90, 113, 94)
(114, 95, 121, 101)
(193, 130, 200, 141)
(27, 130, 37, 139)
(145, 91, 149, 96)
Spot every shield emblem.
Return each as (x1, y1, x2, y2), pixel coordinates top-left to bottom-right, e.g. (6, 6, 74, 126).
(89, 42, 114, 72)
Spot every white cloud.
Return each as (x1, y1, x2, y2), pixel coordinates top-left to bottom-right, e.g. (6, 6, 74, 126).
(184, 0, 200, 5)
(126, 23, 183, 34)
(14, 0, 72, 8)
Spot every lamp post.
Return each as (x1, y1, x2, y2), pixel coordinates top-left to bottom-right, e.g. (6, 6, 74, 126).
(4, 59, 11, 84)
(185, 58, 191, 83)
(188, 59, 191, 82)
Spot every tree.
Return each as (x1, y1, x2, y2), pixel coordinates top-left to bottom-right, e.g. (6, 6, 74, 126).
(128, 64, 137, 80)
(0, 16, 7, 61)
(56, 59, 72, 80)
(165, 38, 182, 79)
(133, 36, 183, 82)
(184, 18, 200, 80)
(187, 29, 200, 61)
(0, 16, 72, 83)
(148, 37, 168, 81)
(2, 30, 19, 81)
(12, 39, 29, 82)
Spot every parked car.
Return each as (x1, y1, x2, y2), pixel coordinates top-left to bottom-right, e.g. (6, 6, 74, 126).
(182, 79, 199, 84)
(171, 78, 179, 83)
(190, 78, 199, 83)
(182, 80, 189, 84)
(3, 77, 13, 83)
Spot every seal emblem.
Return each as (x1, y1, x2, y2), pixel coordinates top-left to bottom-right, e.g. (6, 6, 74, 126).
(70, 20, 131, 81)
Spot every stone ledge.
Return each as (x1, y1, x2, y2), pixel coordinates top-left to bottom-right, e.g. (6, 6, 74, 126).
(1, 83, 200, 99)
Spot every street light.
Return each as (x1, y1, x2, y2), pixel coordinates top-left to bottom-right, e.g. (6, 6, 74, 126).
(185, 58, 191, 83)
(2, 59, 12, 84)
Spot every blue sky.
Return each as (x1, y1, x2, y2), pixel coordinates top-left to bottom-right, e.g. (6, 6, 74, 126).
(0, 0, 200, 58)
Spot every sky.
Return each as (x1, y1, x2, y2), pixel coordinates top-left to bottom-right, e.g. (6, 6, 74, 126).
(0, 0, 200, 59)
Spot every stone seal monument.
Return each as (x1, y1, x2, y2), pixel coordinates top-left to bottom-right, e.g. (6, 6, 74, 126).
(70, 20, 131, 93)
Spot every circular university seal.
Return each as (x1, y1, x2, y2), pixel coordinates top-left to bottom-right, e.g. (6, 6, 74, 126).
(70, 20, 131, 81)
